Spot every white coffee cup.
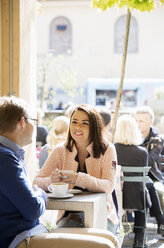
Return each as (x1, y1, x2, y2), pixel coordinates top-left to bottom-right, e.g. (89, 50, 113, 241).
(48, 182, 68, 196)
(58, 170, 75, 178)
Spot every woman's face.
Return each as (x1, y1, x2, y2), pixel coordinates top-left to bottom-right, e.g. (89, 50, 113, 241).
(70, 110, 90, 145)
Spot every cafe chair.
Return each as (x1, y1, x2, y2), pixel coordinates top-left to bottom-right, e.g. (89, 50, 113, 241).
(121, 166, 151, 245)
(16, 228, 119, 248)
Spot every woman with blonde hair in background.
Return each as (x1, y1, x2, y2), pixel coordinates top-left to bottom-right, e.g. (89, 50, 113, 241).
(39, 115, 69, 168)
(114, 114, 164, 248)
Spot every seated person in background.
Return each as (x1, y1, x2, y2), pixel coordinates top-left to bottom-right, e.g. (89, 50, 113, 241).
(133, 106, 164, 215)
(114, 115, 164, 248)
(36, 108, 48, 147)
(133, 106, 164, 183)
(0, 96, 47, 248)
(39, 115, 69, 168)
(99, 108, 112, 142)
(34, 104, 119, 234)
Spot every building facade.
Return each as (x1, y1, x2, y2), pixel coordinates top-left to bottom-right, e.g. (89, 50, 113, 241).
(37, 0, 164, 110)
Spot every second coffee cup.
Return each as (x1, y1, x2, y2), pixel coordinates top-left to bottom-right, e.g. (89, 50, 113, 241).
(48, 182, 68, 196)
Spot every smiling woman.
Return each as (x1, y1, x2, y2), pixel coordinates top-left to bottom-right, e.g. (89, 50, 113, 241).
(33, 104, 119, 234)
(69, 110, 90, 166)
(70, 110, 90, 145)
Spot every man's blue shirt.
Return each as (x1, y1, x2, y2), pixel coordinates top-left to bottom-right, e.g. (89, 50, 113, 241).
(0, 136, 47, 248)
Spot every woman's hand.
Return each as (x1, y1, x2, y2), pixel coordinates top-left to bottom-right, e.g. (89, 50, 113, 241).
(50, 169, 62, 183)
(60, 171, 78, 185)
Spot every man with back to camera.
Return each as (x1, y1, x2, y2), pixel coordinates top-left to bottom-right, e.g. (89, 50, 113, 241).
(0, 96, 47, 247)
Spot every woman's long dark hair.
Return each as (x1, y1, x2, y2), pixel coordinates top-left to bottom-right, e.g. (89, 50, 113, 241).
(65, 104, 108, 158)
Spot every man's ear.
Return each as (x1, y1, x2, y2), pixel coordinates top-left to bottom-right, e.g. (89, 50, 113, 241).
(19, 117, 26, 129)
(149, 118, 153, 126)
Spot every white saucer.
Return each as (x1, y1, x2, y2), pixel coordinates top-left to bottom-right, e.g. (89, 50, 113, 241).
(48, 193, 73, 199)
(68, 189, 83, 194)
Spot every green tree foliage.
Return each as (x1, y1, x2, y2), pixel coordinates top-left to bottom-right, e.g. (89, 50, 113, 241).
(92, 0, 155, 12)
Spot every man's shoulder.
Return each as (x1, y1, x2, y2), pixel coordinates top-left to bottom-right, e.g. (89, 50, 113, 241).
(0, 144, 17, 160)
(143, 127, 164, 154)
(149, 127, 163, 143)
(0, 143, 13, 153)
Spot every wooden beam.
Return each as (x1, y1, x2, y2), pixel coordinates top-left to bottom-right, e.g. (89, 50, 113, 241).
(12, 0, 20, 96)
(0, 0, 20, 96)
(1, 0, 10, 96)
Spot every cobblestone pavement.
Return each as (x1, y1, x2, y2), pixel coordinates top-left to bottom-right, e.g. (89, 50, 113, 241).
(122, 217, 164, 248)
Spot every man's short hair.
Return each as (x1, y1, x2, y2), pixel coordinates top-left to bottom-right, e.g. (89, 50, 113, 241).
(135, 106, 154, 123)
(0, 96, 30, 133)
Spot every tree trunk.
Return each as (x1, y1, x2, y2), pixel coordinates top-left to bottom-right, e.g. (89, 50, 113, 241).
(111, 8, 131, 143)
(40, 67, 46, 110)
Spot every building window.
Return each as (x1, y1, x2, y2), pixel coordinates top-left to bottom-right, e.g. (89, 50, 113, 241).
(49, 16, 72, 55)
(115, 15, 138, 53)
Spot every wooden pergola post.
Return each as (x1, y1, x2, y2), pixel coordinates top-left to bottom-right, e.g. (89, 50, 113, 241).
(0, 0, 38, 181)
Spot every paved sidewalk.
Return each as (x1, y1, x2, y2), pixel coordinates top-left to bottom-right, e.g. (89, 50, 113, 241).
(122, 217, 164, 247)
